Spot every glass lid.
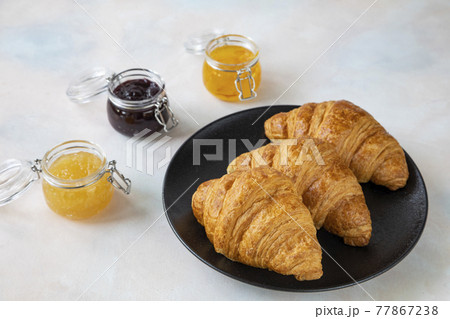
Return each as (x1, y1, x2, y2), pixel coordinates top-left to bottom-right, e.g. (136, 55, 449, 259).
(66, 67, 115, 104)
(0, 159, 38, 206)
(184, 29, 225, 54)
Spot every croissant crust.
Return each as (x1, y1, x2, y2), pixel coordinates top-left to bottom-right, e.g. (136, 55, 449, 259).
(192, 167, 323, 281)
(228, 137, 372, 246)
(264, 100, 409, 190)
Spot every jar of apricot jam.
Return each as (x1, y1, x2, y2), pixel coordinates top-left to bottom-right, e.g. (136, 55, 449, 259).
(203, 34, 261, 101)
(67, 68, 178, 137)
(0, 140, 131, 220)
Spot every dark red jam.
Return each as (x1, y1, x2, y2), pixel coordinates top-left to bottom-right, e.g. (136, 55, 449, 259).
(112, 79, 161, 101)
(107, 79, 169, 137)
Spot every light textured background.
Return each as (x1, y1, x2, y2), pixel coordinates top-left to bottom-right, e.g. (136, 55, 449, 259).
(0, 0, 448, 300)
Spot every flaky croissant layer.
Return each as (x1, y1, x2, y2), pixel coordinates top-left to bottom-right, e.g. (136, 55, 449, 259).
(192, 166, 323, 281)
(228, 137, 372, 247)
(264, 100, 409, 191)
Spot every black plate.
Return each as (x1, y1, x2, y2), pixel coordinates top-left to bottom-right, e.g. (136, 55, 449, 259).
(162, 105, 428, 292)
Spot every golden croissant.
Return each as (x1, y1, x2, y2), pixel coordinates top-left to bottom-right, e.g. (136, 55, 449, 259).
(228, 138, 372, 247)
(264, 100, 409, 191)
(192, 166, 323, 281)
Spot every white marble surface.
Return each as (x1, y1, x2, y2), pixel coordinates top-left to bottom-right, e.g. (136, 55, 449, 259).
(0, 0, 449, 300)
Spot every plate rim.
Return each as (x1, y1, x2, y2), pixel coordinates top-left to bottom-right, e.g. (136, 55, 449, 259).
(162, 104, 429, 292)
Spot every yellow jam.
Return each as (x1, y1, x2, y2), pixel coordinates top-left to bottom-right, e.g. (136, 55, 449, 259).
(42, 151, 113, 219)
(203, 45, 261, 102)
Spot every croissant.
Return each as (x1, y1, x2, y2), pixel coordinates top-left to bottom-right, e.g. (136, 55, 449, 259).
(227, 138, 372, 247)
(264, 100, 409, 190)
(192, 166, 323, 281)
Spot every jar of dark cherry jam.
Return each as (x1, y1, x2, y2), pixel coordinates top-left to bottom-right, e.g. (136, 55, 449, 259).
(67, 67, 178, 137)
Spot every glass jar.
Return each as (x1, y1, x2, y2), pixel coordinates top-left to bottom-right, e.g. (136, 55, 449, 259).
(67, 67, 178, 137)
(0, 140, 131, 220)
(203, 34, 261, 102)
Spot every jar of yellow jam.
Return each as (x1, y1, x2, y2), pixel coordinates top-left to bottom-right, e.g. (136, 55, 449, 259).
(0, 140, 131, 220)
(203, 34, 261, 101)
